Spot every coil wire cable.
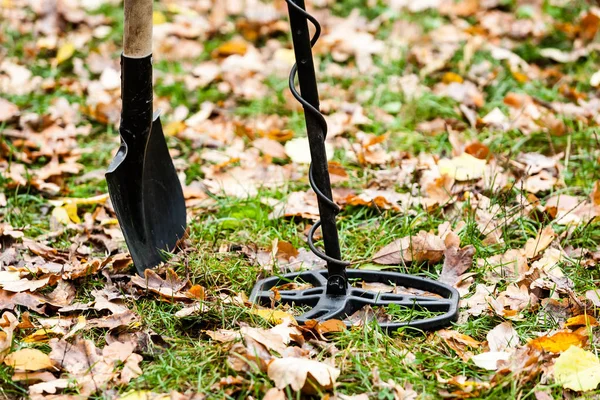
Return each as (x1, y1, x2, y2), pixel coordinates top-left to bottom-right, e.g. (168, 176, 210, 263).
(285, 0, 350, 269)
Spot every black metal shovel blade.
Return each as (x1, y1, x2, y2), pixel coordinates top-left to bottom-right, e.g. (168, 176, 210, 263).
(106, 113, 186, 275)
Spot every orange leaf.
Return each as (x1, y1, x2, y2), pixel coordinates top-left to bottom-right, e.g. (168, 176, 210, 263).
(565, 315, 598, 329)
(529, 331, 586, 353)
(212, 40, 248, 58)
(186, 285, 206, 301)
(442, 72, 464, 84)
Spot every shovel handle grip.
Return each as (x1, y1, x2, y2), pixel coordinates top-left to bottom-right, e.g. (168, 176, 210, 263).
(124, 0, 153, 57)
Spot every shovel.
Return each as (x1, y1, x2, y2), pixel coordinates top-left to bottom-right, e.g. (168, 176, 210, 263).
(106, 0, 186, 275)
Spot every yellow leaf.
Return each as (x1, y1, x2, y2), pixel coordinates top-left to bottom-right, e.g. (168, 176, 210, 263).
(4, 348, 54, 371)
(442, 72, 464, 84)
(64, 202, 80, 224)
(67, 194, 110, 206)
(118, 390, 170, 400)
(163, 121, 186, 136)
(55, 42, 75, 65)
(249, 309, 296, 324)
(153, 11, 166, 24)
(64, 316, 86, 340)
(438, 153, 487, 181)
(554, 346, 600, 392)
(23, 326, 64, 343)
(511, 70, 528, 83)
(52, 194, 109, 207)
(212, 40, 248, 57)
(565, 315, 599, 329)
(51, 206, 71, 225)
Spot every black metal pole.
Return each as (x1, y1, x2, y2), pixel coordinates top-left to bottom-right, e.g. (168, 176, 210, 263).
(286, 0, 347, 295)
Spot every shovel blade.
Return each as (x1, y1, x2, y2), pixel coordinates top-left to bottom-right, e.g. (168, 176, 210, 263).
(106, 114, 186, 275)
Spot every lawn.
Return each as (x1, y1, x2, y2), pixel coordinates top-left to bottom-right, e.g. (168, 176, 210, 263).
(1, 0, 599, 399)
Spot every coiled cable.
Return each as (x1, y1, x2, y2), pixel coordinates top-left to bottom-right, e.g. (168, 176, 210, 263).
(286, 0, 350, 269)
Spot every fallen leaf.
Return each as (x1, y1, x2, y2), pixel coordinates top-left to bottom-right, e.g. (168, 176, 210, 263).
(205, 329, 240, 343)
(0, 312, 18, 361)
(438, 153, 487, 181)
(564, 315, 598, 329)
(554, 346, 600, 392)
(586, 290, 600, 307)
(373, 231, 445, 265)
(487, 322, 520, 352)
(212, 40, 248, 57)
(267, 357, 340, 393)
(130, 268, 189, 301)
(529, 331, 586, 353)
(0, 98, 19, 122)
(249, 309, 296, 324)
(4, 348, 54, 371)
(439, 245, 475, 286)
(55, 42, 75, 65)
(285, 137, 334, 164)
(438, 330, 481, 361)
(263, 388, 286, 400)
(471, 351, 511, 370)
(524, 226, 556, 258)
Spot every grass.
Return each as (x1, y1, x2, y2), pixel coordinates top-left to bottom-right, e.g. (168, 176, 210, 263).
(1, 0, 599, 398)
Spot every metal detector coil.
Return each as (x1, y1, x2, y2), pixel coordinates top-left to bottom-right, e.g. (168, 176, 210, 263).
(250, 0, 460, 331)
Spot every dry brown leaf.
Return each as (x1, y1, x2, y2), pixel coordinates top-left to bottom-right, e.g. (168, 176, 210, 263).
(0, 289, 47, 314)
(205, 329, 241, 343)
(130, 268, 189, 301)
(263, 388, 286, 400)
(267, 357, 340, 393)
(241, 326, 288, 354)
(0, 312, 18, 362)
(524, 226, 556, 258)
(373, 231, 445, 265)
(48, 337, 142, 396)
(253, 138, 286, 159)
(87, 310, 139, 330)
(0, 98, 19, 122)
(487, 322, 520, 352)
(304, 319, 347, 338)
(439, 245, 475, 286)
(438, 330, 481, 361)
(585, 290, 600, 307)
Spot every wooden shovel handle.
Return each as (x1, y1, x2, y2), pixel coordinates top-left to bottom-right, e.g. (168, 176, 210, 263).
(124, 0, 153, 58)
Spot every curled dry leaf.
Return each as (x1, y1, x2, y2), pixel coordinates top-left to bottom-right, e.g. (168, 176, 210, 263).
(437, 329, 481, 361)
(524, 225, 556, 259)
(0, 312, 18, 362)
(267, 357, 340, 393)
(0, 98, 19, 122)
(130, 268, 189, 301)
(373, 231, 445, 265)
(487, 322, 520, 352)
(439, 245, 475, 286)
(304, 319, 346, 338)
(564, 314, 598, 329)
